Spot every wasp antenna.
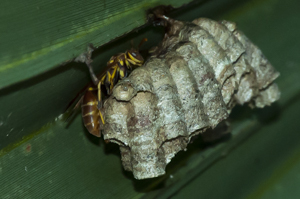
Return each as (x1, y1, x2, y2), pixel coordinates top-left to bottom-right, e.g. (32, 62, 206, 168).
(130, 39, 135, 48)
(138, 38, 148, 50)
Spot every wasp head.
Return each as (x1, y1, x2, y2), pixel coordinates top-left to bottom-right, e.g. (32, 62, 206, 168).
(126, 49, 144, 67)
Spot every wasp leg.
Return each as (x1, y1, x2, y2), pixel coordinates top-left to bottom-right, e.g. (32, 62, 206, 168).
(110, 66, 119, 92)
(118, 64, 128, 79)
(104, 71, 112, 95)
(97, 81, 102, 108)
(97, 84, 105, 125)
(99, 109, 105, 125)
(104, 66, 119, 95)
(86, 63, 100, 86)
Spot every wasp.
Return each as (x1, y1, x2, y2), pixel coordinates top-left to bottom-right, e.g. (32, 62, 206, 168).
(70, 38, 147, 137)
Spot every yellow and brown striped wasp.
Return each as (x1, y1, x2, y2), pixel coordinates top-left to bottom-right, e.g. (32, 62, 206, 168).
(68, 38, 147, 137)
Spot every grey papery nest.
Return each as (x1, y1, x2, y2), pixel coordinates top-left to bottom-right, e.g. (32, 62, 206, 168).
(102, 17, 280, 179)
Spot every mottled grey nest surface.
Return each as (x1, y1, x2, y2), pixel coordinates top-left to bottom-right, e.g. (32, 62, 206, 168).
(102, 18, 280, 179)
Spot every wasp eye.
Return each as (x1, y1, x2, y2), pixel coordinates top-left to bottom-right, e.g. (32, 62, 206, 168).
(131, 52, 137, 57)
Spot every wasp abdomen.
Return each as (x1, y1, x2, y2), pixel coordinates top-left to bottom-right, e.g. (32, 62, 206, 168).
(81, 89, 101, 137)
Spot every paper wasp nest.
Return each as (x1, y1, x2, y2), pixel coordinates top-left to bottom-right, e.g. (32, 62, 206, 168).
(102, 18, 280, 179)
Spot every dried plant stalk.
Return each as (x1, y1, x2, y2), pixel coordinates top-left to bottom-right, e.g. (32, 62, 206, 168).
(102, 17, 280, 179)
